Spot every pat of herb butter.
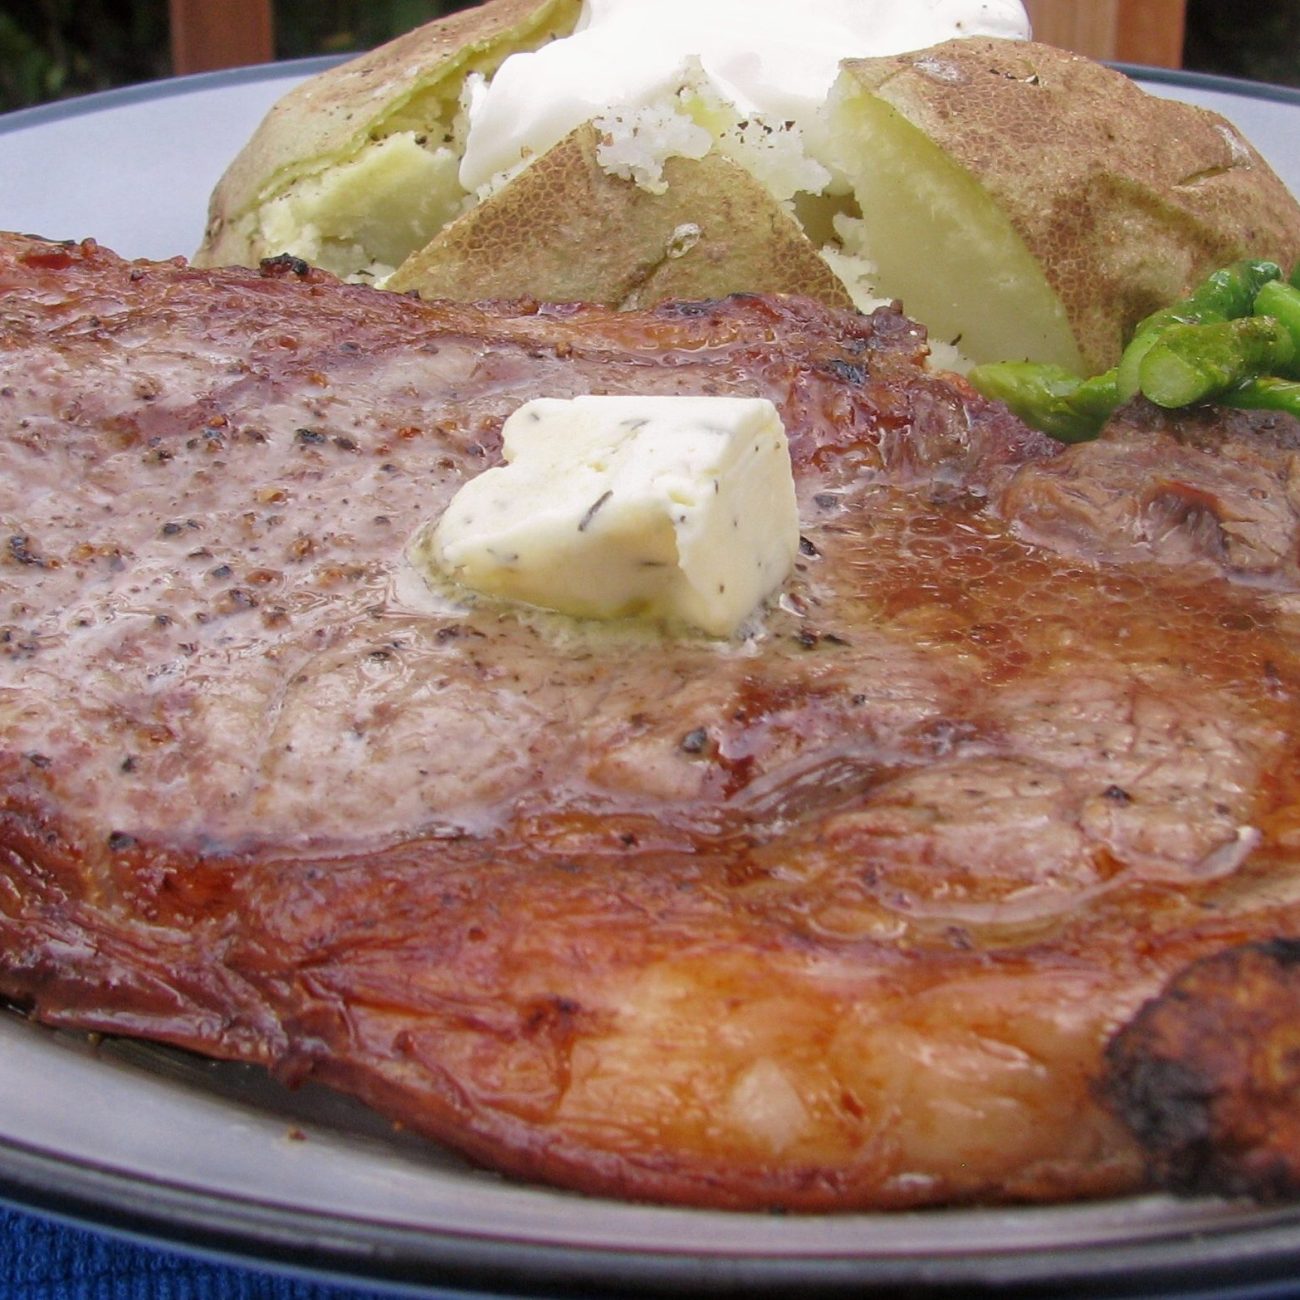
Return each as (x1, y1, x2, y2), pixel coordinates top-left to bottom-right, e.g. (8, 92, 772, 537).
(422, 395, 799, 637)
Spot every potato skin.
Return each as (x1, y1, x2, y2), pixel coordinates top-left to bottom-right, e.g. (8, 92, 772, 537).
(838, 39, 1300, 372)
(387, 122, 854, 309)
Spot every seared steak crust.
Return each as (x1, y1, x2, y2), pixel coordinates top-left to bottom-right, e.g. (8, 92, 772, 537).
(1105, 939, 1300, 1200)
(4, 234, 1300, 1210)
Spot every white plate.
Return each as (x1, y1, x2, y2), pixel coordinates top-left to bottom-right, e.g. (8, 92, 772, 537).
(0, 60, 336, 260)
(1, 60, 1298, 261)
(4, 60, 1300, 1299)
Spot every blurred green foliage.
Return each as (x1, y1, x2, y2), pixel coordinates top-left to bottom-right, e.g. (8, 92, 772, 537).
(1185, 0, 1300, 88)
(275, 0, 462, 58)
(0, 1, 168, 111)
(0, 0, 468, 114)
(0, 0, 1297, 117)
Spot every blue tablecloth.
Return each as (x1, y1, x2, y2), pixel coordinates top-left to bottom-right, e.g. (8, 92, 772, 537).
(0, 1206, 394, 1300)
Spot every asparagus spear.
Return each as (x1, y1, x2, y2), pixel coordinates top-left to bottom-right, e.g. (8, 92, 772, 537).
(1253, 278, 1300, 375)
(1137, 316, 1296, 408)
(1223, 374, 1300, 418)
(968, 258, 1294, 440)
(966, 362, 1119, 443)
(1115, 259, 1285, 398)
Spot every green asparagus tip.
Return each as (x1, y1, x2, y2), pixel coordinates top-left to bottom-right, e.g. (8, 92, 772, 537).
(1138, 317, 1296, 409)
(968, 361, 1114, 443)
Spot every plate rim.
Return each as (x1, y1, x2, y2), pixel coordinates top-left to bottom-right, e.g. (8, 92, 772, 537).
(1, 58, 1297, 139)
(5, 54, 1300, 1300)
(9, 1130, 1300, 1297)
(0, 56, 343, 138)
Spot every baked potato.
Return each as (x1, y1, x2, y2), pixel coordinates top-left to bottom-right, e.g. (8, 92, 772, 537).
(195, 1, 1300, 373)
(197, 0, 583, 279)
(387, 121, 853, 309)
(828, 39, 1300, 372)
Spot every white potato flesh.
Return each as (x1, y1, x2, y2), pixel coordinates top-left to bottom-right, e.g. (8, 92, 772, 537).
(826, 83, 1083, 371)
(256, 133, 467, 280)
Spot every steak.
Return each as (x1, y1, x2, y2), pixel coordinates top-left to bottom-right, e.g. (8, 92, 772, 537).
(4, 232, 1300, 1210)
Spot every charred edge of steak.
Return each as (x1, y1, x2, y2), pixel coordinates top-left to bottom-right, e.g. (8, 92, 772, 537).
(1104, 939, 1300, 1200)
(259, 252, 314, 279)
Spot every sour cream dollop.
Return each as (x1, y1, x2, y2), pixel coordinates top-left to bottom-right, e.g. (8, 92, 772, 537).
(458, 0, 1030, 192)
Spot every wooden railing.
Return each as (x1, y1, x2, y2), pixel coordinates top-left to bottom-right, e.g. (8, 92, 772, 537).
(168, 0, 275, 75)
(168, 0, 1188, 77)
(1023, 0, 1187, 70)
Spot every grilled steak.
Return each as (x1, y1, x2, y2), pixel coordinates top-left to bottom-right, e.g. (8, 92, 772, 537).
(1107, 938, 1300, 1201)
(4, 232, 1300, 1210)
